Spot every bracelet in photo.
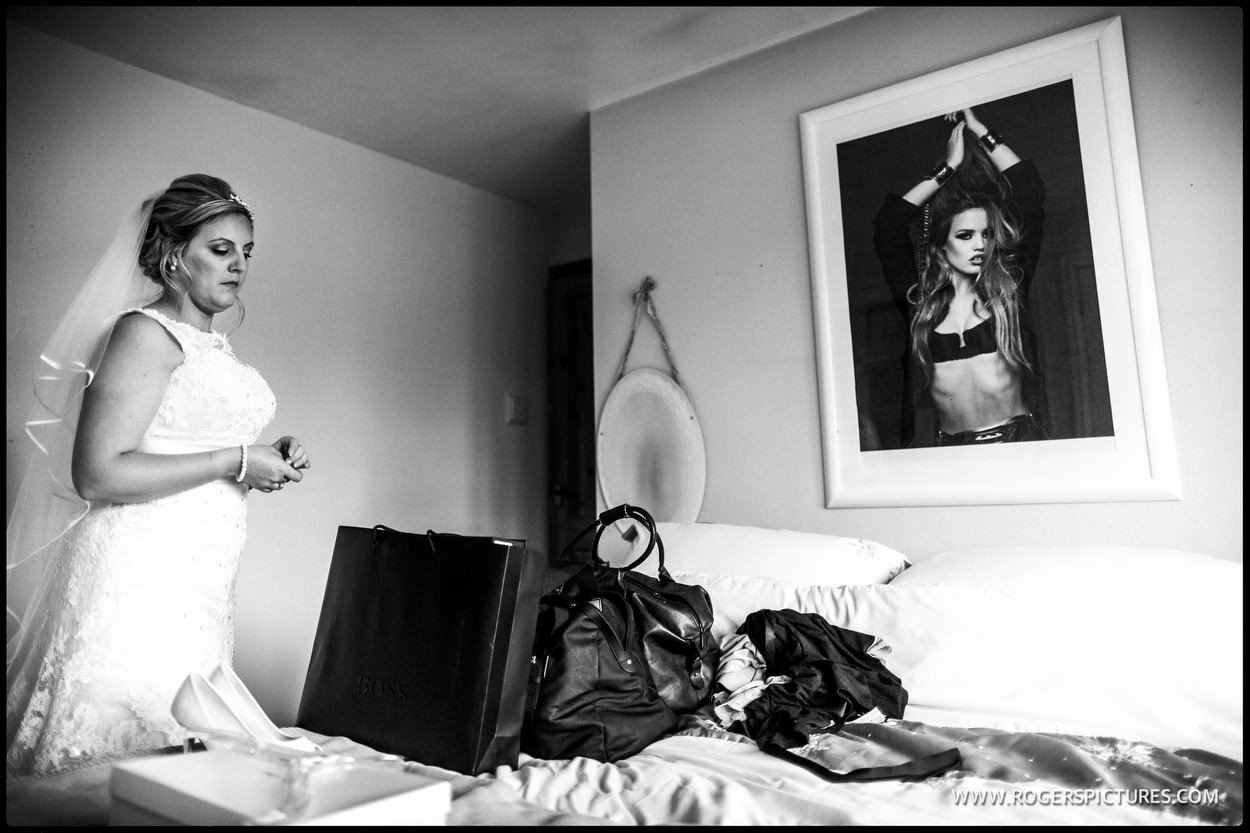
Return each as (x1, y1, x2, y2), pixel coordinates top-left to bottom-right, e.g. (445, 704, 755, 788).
(928, 163, 954, 185)
(979, 130, 1003, 151)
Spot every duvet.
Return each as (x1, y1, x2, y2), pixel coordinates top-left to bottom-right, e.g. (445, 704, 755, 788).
(491, 713, 1242, 825)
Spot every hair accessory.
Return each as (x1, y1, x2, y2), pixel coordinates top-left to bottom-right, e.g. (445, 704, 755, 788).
(927, 162, 954, 186)
(979, 131, 1003, 151)
(235, 443, 248, 483)
(228, 193, 254, 222)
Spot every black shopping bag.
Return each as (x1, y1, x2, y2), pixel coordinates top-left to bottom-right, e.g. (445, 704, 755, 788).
(296, 525, 544, 774)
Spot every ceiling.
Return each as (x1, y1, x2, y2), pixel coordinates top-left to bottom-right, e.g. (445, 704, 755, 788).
(6, 6, 874, 214)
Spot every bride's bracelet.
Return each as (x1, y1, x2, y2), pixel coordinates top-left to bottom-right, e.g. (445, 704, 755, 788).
(235, 444, 249, 483)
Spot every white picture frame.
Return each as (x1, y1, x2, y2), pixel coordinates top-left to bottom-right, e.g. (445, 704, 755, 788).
(800, 17, 1180, 507)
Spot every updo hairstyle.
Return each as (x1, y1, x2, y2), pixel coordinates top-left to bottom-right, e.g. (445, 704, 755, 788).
(138, 174, 253, 304)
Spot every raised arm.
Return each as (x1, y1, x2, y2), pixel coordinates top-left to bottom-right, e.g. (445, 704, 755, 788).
(901, 119, 968, 207)
(901, 107, 1023, 208)
(959, 107, 1045, 291)
(960, 107, 1046, 287)
(959, 107, 1022, 172)
(873, 120, 967, 303)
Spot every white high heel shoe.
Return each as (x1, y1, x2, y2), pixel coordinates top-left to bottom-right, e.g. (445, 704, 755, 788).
(209, 664, 321, 753)
(171, 672, 320, 754)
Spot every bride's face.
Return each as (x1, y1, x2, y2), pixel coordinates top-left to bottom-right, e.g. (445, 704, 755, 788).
(181, 214, 254, 316)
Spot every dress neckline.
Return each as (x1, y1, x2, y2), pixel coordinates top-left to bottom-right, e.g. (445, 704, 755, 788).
(125, 307, 229, 346)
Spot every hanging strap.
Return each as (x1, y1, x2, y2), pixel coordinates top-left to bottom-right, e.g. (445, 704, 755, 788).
(614, 276, 683, 387)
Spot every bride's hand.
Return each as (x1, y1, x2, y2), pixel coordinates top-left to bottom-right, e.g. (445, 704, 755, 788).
(272, 435, 311, 470)
(245, 445, 303, 493)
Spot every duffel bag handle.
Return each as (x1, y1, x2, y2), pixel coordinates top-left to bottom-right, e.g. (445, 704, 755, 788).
(592, 504, 663, 572)
(557, 504, 665, 574)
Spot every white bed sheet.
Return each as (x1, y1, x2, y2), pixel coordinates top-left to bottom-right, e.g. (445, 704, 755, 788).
(494, 719, 1217, 826)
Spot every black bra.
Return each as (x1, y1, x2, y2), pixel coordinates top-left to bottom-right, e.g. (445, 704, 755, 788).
(931, 317, 996, 363)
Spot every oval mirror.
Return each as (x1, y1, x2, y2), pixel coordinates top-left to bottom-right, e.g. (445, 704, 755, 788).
(596, 368, 706, 523)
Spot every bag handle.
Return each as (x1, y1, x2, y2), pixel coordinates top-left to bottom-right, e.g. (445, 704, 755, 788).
(559, 504, 667, 575)
(592, 504, 661, 572)
(370, 524, 458, 555)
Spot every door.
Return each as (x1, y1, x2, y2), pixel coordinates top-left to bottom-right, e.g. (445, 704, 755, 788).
(546, 259, 596, 563)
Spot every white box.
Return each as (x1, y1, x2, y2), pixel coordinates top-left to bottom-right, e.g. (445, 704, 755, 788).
(109, 750, 451, 826)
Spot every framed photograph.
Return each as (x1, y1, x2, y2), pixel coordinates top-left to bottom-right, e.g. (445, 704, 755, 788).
(800, 17, 1180, 507)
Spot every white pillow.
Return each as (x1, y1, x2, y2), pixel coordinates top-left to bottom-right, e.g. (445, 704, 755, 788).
(675, 548, 1243, 762)
(609, 521, 909, 585)
(891, 543, 1238, 590)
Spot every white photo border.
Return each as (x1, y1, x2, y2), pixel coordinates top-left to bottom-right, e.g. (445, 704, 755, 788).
(799, 17, 1180, 507)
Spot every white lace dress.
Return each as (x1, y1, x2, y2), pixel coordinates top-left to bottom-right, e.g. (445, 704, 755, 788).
(5, 308, 276, 779)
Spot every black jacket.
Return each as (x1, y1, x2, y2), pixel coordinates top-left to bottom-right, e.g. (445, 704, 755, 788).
(736, 609, 907, 749)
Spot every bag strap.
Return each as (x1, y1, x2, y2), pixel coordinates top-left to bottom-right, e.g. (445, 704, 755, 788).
(541, 562, 599, 598)
(524, 603, 573, 740)
(556, 515, 602, 566)
(758, 741, 961, 783)
(747, 624, 962, 783)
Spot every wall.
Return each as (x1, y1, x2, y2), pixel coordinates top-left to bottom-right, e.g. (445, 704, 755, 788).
(6, 22, 549, 723)
(590, 6, 1242, 562)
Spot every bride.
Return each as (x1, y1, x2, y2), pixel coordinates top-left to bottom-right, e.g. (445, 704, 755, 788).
(6, 174, 310, 779)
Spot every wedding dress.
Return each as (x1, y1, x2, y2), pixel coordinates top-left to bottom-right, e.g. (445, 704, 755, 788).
(5, 307, 276, 779)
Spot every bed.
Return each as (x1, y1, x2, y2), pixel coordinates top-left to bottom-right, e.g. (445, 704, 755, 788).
(6, 523, 1242, 825)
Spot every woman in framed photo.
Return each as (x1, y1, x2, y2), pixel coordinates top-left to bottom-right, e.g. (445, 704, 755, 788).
(872, 106, 1047, 447)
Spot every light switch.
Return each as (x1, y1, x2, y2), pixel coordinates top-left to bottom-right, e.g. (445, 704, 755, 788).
(504, 394, 530, 425)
